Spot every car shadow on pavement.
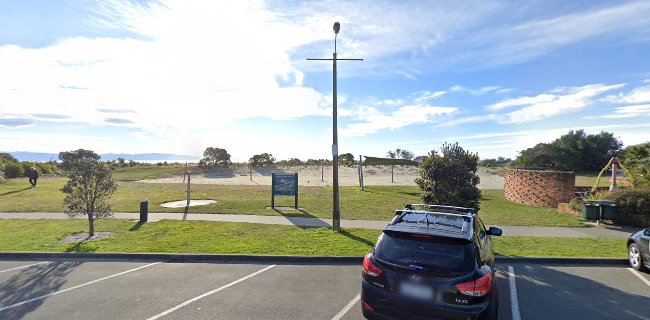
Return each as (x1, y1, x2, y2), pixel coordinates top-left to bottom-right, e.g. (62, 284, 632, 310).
(514, 265, 650, 320)
(0, 261, 81, 320)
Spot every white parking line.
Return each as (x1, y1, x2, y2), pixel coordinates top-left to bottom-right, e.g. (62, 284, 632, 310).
(0, 262, 160, 313)
(145, 264, 276, 320)
(0, 262, 49, 274)
(331, 293, 360, 320)
(627, 268, 650, 287)
(507, 266, 522, 320)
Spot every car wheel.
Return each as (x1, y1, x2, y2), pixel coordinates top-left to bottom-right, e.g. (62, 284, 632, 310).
(628, 243, 647, 271)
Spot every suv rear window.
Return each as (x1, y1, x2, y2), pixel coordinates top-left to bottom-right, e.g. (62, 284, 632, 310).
(374, 231, 474, 274)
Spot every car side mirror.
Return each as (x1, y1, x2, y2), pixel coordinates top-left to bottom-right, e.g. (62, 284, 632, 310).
(487, 227, 502, 236)
(644, 228, 650, 236)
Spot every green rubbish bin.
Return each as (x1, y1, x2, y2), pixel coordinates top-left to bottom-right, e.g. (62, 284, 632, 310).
(582, 203, 600, 220)
(599, 200, 617, 220)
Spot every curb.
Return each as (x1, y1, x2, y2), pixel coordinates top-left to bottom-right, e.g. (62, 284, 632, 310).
(0, 252, 628, 266)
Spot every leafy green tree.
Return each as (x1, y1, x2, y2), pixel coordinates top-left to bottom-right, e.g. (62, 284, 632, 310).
(286, 158, 303, 166)
(387, 148, 415, 160)
(415, 143, 481, 212)
(621, 142, 650, 188)
(339, 153, 356, 166)
(59, 149, 118, 236)
(515, 130, 622, 171)
(199, 147, 232, 167)
(249, 153, 276, 167)
(0, 153, 21, 178)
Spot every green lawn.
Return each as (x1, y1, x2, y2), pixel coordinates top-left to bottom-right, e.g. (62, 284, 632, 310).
(0, 219, 625, 257)
(0, 177, 584, 226)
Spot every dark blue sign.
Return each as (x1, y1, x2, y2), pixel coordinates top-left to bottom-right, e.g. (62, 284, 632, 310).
(272, 173, 298, 208)
(273, 174, 297, 196)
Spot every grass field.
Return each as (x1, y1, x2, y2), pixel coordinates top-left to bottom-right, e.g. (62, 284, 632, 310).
(0, 219, 624, 257)
(0, 177, 584, 226)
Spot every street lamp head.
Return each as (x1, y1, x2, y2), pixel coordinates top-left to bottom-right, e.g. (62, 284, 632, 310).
(333, 22, 340, 34)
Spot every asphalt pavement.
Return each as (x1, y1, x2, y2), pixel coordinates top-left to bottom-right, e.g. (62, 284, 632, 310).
(1, 259, 649, 320)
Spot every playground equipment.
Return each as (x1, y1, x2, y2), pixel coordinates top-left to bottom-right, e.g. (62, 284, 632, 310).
(592, 157, 631, 192)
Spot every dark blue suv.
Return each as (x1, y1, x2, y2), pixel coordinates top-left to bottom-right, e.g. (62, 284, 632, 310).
(361, 204, 502, 320)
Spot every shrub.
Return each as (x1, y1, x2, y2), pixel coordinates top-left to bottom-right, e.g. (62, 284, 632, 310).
(415, 143, 481, 212)
(602, 188, 650, 226)
(567, 197, 583, 212)
(3, 162, 24, 178)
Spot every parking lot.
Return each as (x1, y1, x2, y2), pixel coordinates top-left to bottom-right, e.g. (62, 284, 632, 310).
(0, 259, 649, 320)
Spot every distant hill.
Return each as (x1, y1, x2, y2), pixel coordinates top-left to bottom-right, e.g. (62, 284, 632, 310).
(3, 151, 200, 162)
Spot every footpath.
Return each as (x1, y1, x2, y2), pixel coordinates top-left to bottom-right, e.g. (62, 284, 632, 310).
(0, 211, 638, 238)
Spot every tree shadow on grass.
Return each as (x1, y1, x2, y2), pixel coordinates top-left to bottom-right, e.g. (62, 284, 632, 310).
(338, 229, 376, 247)
(65, 241, 98, 253)
(0, 187, 32, 196)
(0, 261, 81, 320)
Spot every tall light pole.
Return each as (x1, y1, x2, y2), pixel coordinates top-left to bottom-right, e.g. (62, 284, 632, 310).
(307, 22, 363, 231)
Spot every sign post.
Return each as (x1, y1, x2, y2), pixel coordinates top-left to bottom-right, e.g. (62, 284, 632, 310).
(272, 173, 298, 209)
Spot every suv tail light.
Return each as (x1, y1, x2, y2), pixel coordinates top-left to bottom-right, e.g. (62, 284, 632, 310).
(363, 253, 382, 277)
(456, 272, 493, 297)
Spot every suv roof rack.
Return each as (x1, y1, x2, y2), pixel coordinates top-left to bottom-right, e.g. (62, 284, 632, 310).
(402, 204, 475, 215)
(386, 209, 474, 240)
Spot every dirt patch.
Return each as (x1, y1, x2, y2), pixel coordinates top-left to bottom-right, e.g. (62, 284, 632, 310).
(137, 166, 504, 189)
(59, 231, 116, 244)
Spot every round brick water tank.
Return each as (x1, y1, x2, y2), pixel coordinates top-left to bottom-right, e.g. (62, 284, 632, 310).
(503, 169, 575, 207)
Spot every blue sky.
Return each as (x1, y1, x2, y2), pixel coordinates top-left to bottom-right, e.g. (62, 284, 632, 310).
(1, 0, 650, 161)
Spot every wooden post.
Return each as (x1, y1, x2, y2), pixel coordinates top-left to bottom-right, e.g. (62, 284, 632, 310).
(359, 155, 364, 191)
(391, 165, 394, 183)
(294, 173, 299, 209)
(271, 173, 275, 208)
(321, 165, 324, 182)
(186, 171, 191, 207)
(249, 167, 252, 182)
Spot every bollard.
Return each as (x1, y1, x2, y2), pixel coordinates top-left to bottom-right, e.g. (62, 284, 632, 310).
(140, 199, 149, 223)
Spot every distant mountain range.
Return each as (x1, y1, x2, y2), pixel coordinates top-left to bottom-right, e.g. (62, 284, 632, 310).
(3, 151, 200, 162)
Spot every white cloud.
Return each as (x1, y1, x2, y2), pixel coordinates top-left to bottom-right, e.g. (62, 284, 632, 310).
(0, 1, 330, 136)
(600, 104, 650, 119)
(602, 85, 650, 104)
(487, 94, 556, 111)
(498, 84, 624, 123)
(459, 1, 650, 68)
(450, 85, 511, 96)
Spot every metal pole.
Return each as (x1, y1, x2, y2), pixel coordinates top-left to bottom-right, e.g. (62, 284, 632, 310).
(305, 22, 362, 232)
(332, 48, 341, 231)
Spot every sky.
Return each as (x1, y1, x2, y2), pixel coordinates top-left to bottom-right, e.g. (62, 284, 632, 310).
(1, 0, 650, 161)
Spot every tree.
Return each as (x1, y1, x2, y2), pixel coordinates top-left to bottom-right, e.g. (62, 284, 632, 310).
(621, 142, 650, 188)
(249, 153, 275, 167)
(286, 158, 303, 166)
(387, 148, 415, 160)
(415, 143, 481, 212)
(199, 147, 231, 167)
(59, 149, 118, 236)
(339, 153, 356, 166)
(515, 130, 622, 171)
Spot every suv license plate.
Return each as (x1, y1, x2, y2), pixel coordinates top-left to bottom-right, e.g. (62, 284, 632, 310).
(400, 282, 433, 300)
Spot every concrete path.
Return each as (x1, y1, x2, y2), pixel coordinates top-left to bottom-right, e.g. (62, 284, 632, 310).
(0, 211, 639, 238)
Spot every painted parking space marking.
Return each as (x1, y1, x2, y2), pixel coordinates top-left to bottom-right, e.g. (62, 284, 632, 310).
(145, 264, 276, 320)
(507, 266, 522, 320)
(0, 262, 48, 274)
(0, 262, 160, 313)
(627, 268, 650, 288)
(331, 293, 360, 320)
